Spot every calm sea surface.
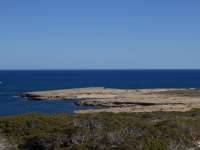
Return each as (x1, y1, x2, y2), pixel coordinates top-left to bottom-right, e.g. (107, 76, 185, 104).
(0, 70, 200, 116)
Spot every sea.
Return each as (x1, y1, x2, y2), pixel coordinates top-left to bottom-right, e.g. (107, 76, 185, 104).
(0, 70, 200, 116)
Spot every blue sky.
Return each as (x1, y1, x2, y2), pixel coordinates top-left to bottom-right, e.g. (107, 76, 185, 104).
(0, 0, 200, 69)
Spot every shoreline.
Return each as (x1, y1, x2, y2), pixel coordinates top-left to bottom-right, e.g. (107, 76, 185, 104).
(21, 87, 200, 113)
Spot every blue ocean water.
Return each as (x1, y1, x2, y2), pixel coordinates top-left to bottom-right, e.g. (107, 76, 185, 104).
(0, 70, 200, 116)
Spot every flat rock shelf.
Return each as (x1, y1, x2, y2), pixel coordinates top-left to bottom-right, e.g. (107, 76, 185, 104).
(21, 87, 200, 113)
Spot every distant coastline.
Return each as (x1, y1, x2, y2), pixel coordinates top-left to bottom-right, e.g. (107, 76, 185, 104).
(21, 87, 200, 113)
(1, 70, 200, 116)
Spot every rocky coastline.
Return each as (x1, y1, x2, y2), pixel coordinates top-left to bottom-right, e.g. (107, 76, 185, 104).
(21, 87, 200, 113)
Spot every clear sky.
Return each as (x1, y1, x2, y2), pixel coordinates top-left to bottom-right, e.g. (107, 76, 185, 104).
(0, 0, 200, 69)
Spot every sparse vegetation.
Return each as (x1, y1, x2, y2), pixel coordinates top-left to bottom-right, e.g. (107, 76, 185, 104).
(1, 110, 200, 150)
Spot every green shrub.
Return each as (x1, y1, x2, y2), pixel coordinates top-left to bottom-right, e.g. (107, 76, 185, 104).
(1, 111, 200, 149)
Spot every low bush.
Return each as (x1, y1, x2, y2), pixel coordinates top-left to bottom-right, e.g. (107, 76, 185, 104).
(1, 110, 200, 149)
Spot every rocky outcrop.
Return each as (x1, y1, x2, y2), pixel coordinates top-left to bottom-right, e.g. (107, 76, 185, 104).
(21, 87, 200, 113)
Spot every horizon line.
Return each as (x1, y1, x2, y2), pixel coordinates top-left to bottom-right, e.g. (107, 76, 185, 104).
(1, 69, 200, 71)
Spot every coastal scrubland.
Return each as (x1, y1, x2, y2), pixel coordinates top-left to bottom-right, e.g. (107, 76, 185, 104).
(1, 110, 200, 150)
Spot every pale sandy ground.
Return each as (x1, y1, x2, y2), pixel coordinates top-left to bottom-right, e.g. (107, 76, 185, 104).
(75, 104, 193, 113)
(21, 87, 200, 113)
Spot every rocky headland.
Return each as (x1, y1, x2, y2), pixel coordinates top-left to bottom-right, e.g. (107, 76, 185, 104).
(21, 87, 200, 113)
